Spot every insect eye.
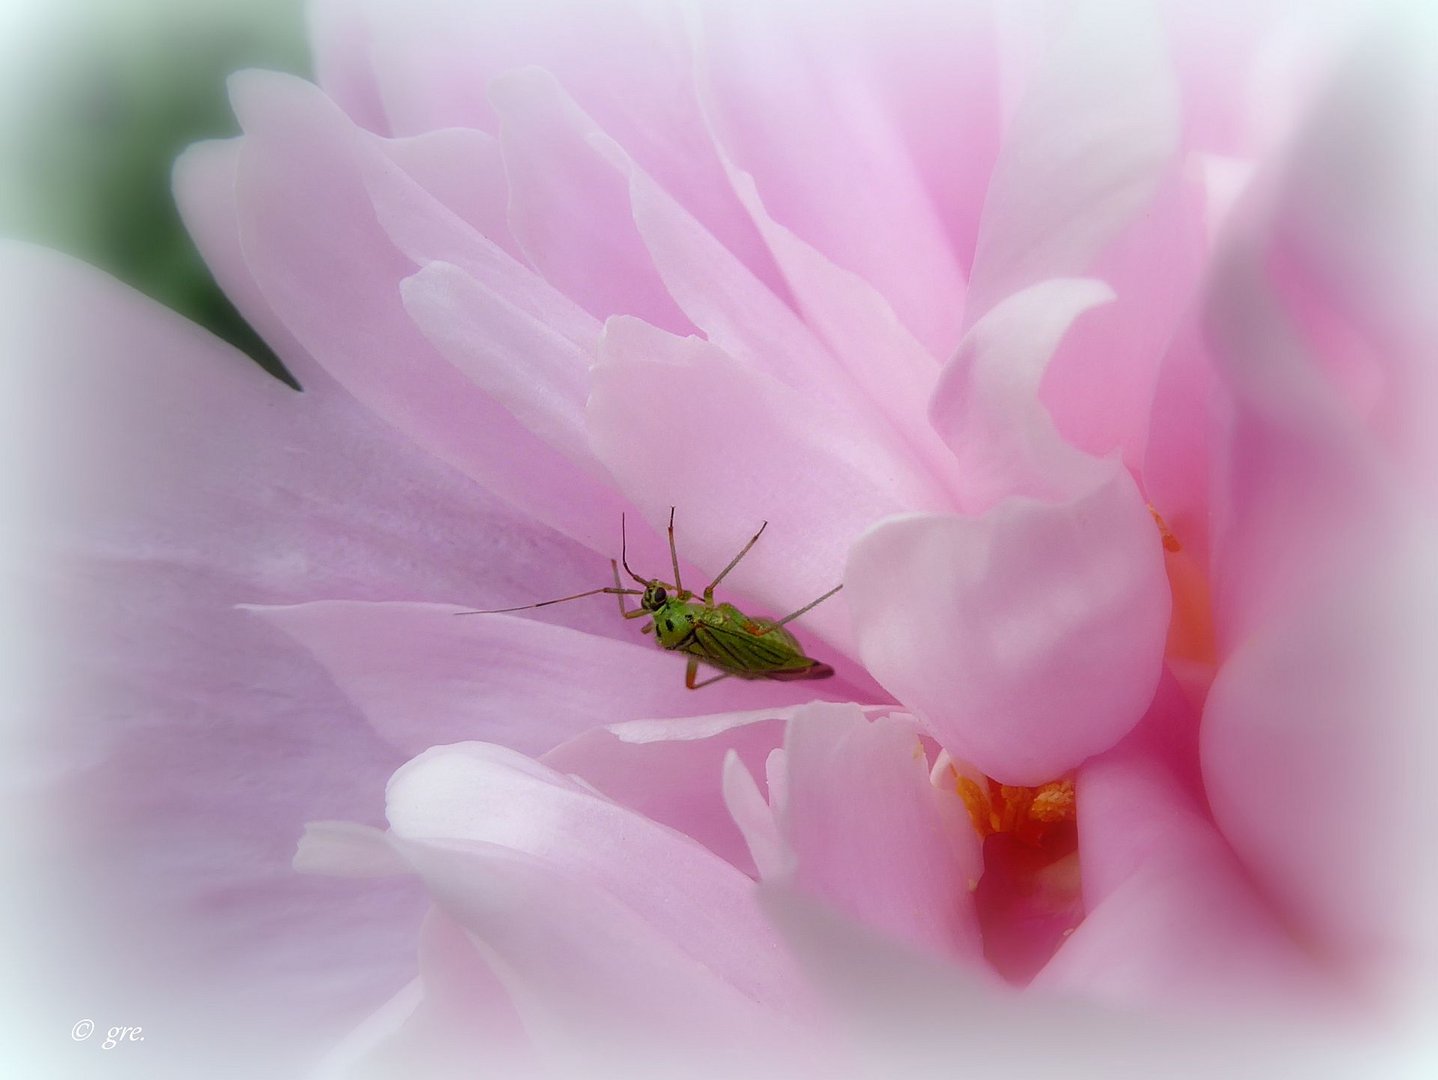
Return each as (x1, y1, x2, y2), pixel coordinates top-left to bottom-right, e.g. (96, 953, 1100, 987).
(652, 586, 667, 604)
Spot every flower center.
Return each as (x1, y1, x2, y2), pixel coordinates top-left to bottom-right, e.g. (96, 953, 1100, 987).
(952, 768, 1083, 985)
(956, 774, 1076, 848)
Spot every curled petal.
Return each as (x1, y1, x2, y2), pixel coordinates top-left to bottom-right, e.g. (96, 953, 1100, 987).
(930, 277, 1115, 512)
(847, 472, 1169, 785)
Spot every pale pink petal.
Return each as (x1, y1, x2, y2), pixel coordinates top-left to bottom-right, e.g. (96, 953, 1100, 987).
(769, 704, 982, 960)
(175, 133, 611, 586)
(1039, 170, 1208, 471)
(248, 601, 847, 760)
(694, 2, 967, 356)
(228, 70, 618, 549)
(1037, 860, 1324, 1015)
(760, 886, 1383, 1078)
(589, 316, 945, 663)
(490, 67, 694, 333)
(846, 471, 1170, 785)
(354, 130, 600, 354)
(315, 908, 530, 1080)
(6, 245, 436, 1073)
(357, 0, 684, 140)
(1072, 672, 1204, 907)
(622, 158, 960, 496)
(622, 154, 844, 398)
(399, 261, 598, 472)
(717, 165, 966, 496)
(355, 0, 786, 293)
(385, 743, 811, 1046)
(1141, 319, 1215, 569)
(604, 706, 895, 746)
(294, 821, 408, 879)
(398, 842, 798, 1065)
(1202, 570, 1436, 982)
(379, 127, 522, 260)
(860, 0, 1002, 281)
(1199, 12, 1437, 984)
(544, 710, 791, 875)
(965, 1, 1179, 322)
(172, 135, 322, 388)
(1259, 31, 1438, 497)
(930, 277, 1116, 513)
(1035, 677, 1326, 1011)
(307, 0, 390, 134)
(722, 749, 786, 879)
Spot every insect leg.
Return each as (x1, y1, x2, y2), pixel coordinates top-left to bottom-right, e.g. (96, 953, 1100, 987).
(617, 559, 651, 622)
(685, 655, 732, 690)
(666, 507, 687, 598)
(702, 520, 768, 604)
(771, 583, 844, 628)
(611, 560, 627, 616)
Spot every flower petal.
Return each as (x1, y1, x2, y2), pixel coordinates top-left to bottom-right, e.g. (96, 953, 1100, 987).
(248, 601, 844, 760)
(1035, 677, 1326, 1011)
(307, 0, 390, 134)
(229, 69, 620, 549)
(846, 472, 1170, 785)
(619, 130, 966, 502)
(767, 704, 982, 960)
(1039, 171, 1208, 470)
(543, 709, 792, 875)
(589, 317, 942, 663)
(930, 277, 1116, 512)
(379, 126, 522, 259)
(294, 821, 408, 879)
(761, 887, 1377, 1078)
(5, 244, 436, 1072)
(314, 908, 531, 1080)
(965, 0, 1178, 321)
(489, 66, 694, 334)
(694, 2, 967, 356)
(399, 261, 598, 472)
(173, 134, 327, 390)
(1200, 12, 1438, 983)
(385, 742, 810, 1047)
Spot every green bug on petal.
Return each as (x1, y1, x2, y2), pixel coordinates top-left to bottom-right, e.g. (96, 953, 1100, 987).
(458, 509, 841, 689)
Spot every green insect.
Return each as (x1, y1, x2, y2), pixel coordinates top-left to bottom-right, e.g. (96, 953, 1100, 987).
(459, 509, 841, 689)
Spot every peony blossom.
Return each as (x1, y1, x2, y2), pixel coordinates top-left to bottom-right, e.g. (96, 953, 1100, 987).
(7, 0, 1436, 1077)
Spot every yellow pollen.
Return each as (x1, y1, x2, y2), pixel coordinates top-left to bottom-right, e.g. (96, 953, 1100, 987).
(955, 773, 1076, 847)
(1029, 781, 1077, 822)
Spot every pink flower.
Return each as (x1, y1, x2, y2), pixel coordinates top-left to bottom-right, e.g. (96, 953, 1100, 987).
(10, 0, 1435, 1076)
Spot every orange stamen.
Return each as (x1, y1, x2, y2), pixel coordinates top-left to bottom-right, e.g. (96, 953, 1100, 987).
(1148, 504, 1182, 553)
(956, 773, 1076, 848)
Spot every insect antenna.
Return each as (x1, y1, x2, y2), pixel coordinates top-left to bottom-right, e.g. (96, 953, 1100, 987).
(452, 585, 643, 616)
(618, 512, 647, 586)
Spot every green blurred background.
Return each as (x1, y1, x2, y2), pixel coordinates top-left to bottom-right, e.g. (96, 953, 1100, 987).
(1, 0, 310, 387)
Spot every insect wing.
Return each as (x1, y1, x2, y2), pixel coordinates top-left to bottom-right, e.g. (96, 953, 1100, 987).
(687, 606, 821, 679)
